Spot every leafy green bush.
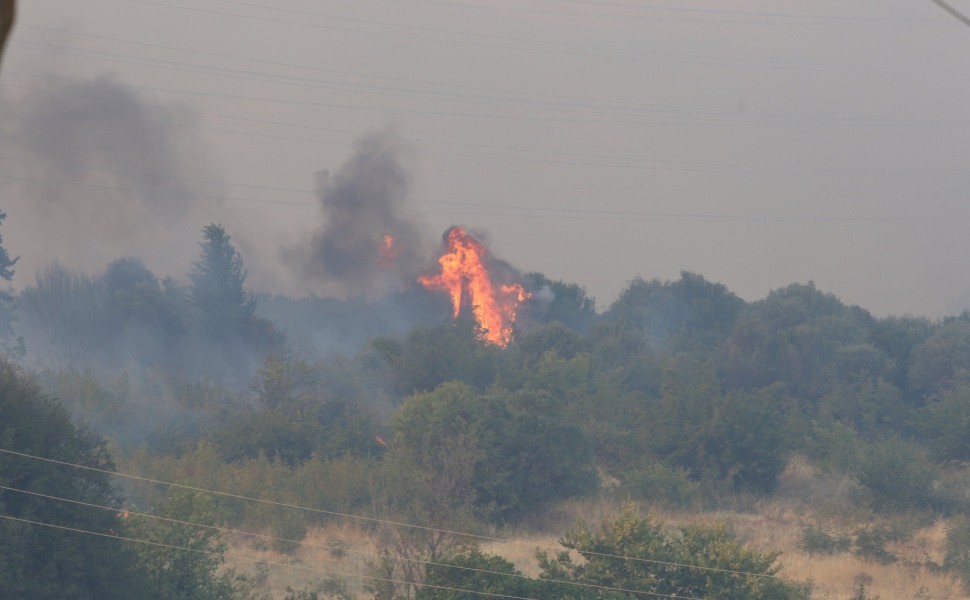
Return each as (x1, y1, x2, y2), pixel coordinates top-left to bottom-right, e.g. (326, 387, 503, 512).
(945, 517, 970, 592)
(623, 461, 699, 508)
(800, 523, 851, 555)
(855, 436, 937, 512)
(853, 527, 898, 565)
(537, 507, 811, 600)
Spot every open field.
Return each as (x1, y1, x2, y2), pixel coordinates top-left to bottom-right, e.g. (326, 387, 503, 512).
(225, 473, 965, 600)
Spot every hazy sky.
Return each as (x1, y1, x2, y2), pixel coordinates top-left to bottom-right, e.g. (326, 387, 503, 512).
(3, 0, 970, 317)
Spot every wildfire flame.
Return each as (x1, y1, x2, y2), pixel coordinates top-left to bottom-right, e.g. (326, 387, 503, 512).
(418, 226, 530, 347)
(378, 234, 398, 267)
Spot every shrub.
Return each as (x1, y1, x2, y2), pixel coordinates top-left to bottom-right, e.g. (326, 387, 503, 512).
(800, 523, 851, 555)
(854, 527, 898, 565)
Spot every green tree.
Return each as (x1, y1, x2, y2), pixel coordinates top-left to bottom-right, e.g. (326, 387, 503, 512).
(0, 210, 17, 282)
(648, 364, 793, 493)
(720, 282, 875, 402)
(189, 223, 255, 336)
(477, 387, 598, 522)
(868, 315, 933, 400)
(417, 546, 536, 600)
(18, 262, 104, 362)
(370, 382, 488, 597)
(0, 360, 150, 598)
(126, 489, 255, 600)
(0, 210, 17, 336)
(388, 380, 598, 524)
(605, 272, 744, 350)
(371, 318, 503, 395)
(536, 508, 811, 600)
(855, 435, 937, 512)
(522, 272, 597, 332)
(919, 378, 970, 461)
(909, 316, 970, 399)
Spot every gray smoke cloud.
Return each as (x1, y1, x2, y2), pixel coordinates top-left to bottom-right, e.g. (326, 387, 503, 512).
(0, 74, 217, 283)
(291, 129, 431, 297)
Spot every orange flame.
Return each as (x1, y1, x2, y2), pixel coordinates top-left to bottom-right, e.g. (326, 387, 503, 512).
(378, 234, 398, 268)
(418, 226, 530, 347)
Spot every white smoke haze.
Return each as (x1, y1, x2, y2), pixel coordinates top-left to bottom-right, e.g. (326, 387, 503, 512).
(533, 285, 556, 305)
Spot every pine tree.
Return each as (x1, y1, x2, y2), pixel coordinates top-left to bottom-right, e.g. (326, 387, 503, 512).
(189, 223, 254, 337)
(0, 210, 19, 338)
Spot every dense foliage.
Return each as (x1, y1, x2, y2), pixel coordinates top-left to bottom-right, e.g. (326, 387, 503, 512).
(9, 211, 970, 596)
(419, 510, 810, 600)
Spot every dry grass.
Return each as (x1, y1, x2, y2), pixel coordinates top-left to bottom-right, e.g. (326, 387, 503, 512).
(222, 459, 969, 599)
(223, 521, 376, 598)
(224, 512, 962, 600)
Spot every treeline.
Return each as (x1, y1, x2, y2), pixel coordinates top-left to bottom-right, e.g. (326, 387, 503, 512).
(7, 218, 970, 597)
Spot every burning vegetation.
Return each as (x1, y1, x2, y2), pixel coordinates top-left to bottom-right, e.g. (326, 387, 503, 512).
(418, 226, 530, 347)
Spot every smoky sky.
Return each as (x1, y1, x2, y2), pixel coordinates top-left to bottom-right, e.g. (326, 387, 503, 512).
(11, 1, 970, 317)
(292, 130, 431, 297)
(0, 74, 216, 284)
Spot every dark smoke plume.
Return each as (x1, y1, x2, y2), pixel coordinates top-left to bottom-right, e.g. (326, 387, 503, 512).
(292, 129, 430, 297)
(0, 74, 216, 280)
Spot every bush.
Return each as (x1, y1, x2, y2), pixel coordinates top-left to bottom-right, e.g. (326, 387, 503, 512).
(854, 527, 898, 565)
(945, 517, 970, 592)
(624, 462, 699, 508)
(537, 507, 811, 600)
(855, 436, 937, 512)
(800, 523, 851, 555)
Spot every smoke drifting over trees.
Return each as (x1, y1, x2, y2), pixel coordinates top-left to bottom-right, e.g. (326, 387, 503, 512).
(290, 129, 432, 298)
(0, 75, 217, 281)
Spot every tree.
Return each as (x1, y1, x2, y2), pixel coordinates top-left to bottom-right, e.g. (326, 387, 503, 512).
(370, 382, 485, 598)
(521, 272, 597, 332)
(919, 378, 970, 461)
(909, 317, 970, 399)
(0, 210, 18, 337)
(187, 223, 283, 383)
(0, 210, 16, 284)
(648, 365, 793, 493)
(0, 359, 151, 598)
(387, 380, 598, 525)
(371, 318, 503, 396)
(126, 489, 255, 600)
(855, 435, 938, 512)
(604, 272, 744, 349)
(417, 546, 536, 600)
(189, 223, 255, 337)
(477, 387, 598, 522)
(536, 508, 811, 600)
(719, 282, 876, 402)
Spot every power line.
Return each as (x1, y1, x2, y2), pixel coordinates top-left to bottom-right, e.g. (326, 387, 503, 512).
(205, 0, 951, 45)
(369, 0, 955, 28)
(120, 0, 638, 61)
(0, 446, 505, 543)
(6, 79, 970, 185)
(10, 42, 970, 131)
(0, 41, 828, 126)
(0, 513, 548, 600)
(0, 445, 943, 592)
(2, 458, 961, 600)
(0, 483, 711, 600)
(513, 0, 943, 23)
(2, 166, 961, 224)
(13, 23, 838, 115)
(209, 0, 646, 58)
(22, 20, 970, 88)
